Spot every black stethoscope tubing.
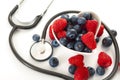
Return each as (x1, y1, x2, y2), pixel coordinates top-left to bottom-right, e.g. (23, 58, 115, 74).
(9, 10, 119, 80)
(8, 5, 43, 29)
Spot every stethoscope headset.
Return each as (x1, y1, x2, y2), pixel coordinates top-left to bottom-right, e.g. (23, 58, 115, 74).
(8, 0, 119, 80)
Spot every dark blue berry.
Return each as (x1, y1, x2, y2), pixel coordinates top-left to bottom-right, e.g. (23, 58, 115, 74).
(111, 29, 117, 37)
(83, 12, 92, 20)
(67, 42, 74, 49)
(96, 66, 105, 76)
(74, 41, 85, 52)
(66, 25, 73, 31)
(102, 37, 112, 47)
(75, 34, 83, 41)
(73, 25, 82, 33)
(81, 29, 87, 34)
(84, 47, 92, 53)
(51, 40, 59, 47)
(66, 29, 77, 39)
(77, 17, 86, 25)
(96, 37, 100, 43)
(61, 14, 70, 21)
(70, 15, 78, 24)
(49, 57, 59, 67)
(68, 65, 77, 74)
(32, 34, 40, 42)
(59, 38, 68, 46)
(87, 67, 95, 77)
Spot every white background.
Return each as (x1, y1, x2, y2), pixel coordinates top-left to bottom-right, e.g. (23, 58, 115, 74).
(0, 0, 120, 80)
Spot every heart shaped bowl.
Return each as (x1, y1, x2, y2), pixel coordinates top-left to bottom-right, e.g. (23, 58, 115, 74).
(51, 11, 101, 55)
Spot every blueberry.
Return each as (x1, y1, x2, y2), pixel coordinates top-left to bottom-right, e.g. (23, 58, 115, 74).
(96, 66, 105, 76)
(51, 40, 59, 47)
(102, 37, 112, 47)
(73, 25, 82, 33)
(81, 29, 87, 34)
(61, 14, 70, 21)
(59, 38, 68, 46)
(67, 42, 74, 49)
(66, 25, 73, 31)
(66, 29, 77, 39)
(70, 15, 78, 24)
(68, 65, 77, 74)
(87, 67, 95, 77)
(75, 34, 83, 41)
(111, 29, 117, 37)
(83, 12, 92, 20)
(83, 47, 92, 53)
(96, 37, 100, 43)
(74, 42, 85, 52)
(49, 57, 59, 67)
(32, 34, 40, 42)
(77, 17, 86, 25)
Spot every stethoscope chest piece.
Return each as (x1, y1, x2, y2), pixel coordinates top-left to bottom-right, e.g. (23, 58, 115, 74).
(30, 40, 53, 61)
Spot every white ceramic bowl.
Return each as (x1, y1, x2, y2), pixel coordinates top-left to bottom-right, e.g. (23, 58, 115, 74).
(51, 11, 101, 55)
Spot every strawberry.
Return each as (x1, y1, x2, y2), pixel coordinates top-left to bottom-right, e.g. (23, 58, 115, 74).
(97, 24, 104, 37)
(74, 67, 89, 80)
(81, 32, 96, 50)
(86, 20, 98, 34)
(53, 18, 67, 33)
(98, 52, 112, 68)
(57, 31, 66, 40)
(68, 54, 84, 67)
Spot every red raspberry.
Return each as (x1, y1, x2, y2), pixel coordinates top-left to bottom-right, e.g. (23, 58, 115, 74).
(53, 18, 67, 33)
(119, 62, 120, 67)
(86, 20, 98, 34)
(98, 52, 112, 68)
(68, 54, 84, 67)
(74, 67, 89, 80)
(81, 32, 96, 50)
(49, 25, 56, 40)
(57, 31, 66, 40)
(97, 24, 104, 37)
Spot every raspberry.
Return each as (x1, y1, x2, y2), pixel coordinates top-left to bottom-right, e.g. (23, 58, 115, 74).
(74, 67, 89, 80)
(86, 20, 98, 34)
(57, 31, 66, 40)
(49, 25, 55, 40)
(53, 18, 67, 33)
(81, 32, 96, 50)
(68, 55, 84, 67)
(97, 24, 104, 37)
(98, 52, 112, 68)
(119, 62, 120, 67)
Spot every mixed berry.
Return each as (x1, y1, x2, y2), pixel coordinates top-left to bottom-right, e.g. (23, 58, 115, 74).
(96, 66, 105, 76)
(49, 12, 105, 53)
(32, 34, 40, 42)
(87, 66, 95, 77)
(49, 57, 59, 67)
(68, 65, 77, 74)
(47, 12, 118, 80)
(51, 40, 59, 47)
(67, 51, 113, 80)
(31, 12, 118, 80)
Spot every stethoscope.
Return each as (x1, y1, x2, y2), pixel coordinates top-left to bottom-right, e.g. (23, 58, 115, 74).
(8, 0, 119, 80)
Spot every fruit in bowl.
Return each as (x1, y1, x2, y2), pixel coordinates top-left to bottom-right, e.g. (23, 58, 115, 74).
(49, 12, 104, 53)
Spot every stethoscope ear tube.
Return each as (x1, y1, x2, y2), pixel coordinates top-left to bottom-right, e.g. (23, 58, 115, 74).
(9, 10, 119, 80)
(8, 5, 42, 29)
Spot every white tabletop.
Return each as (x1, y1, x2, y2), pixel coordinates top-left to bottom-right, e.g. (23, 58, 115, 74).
(0, 0, 120, 80)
